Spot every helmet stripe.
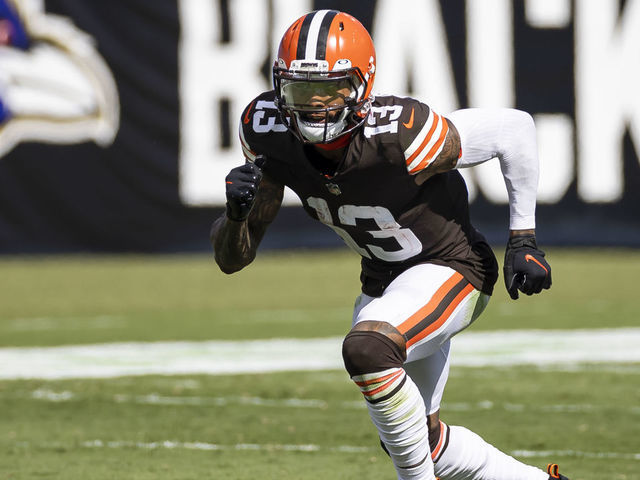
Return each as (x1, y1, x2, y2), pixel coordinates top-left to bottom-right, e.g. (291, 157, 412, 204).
(315, 10, 338, 60)
(295, 12, 316, 60)
(303, 10, 329, 60)
(295, 10, 339, 61)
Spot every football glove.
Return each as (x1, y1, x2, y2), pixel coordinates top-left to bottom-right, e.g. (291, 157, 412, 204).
(224, 156, 266, 222)
(503, 234, 552, 300)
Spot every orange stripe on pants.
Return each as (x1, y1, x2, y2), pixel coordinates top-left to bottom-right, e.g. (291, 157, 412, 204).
(397, 272, 464, 335)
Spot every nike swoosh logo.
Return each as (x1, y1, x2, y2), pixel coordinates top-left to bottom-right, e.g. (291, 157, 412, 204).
(402, 108, 415, 129)
(243, 101, 255, 124)
(525, 254, 548, 274)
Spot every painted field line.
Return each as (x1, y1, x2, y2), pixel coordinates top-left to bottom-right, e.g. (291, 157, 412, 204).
(6, 315, 125, 331)
(80, 440, 373, 453)
(512, 450, 640, 461)
(1, 328, 640, 380)
(27, 389, 330, 408)
(22, 389, 640, 416)
(77, 440, 640, 461)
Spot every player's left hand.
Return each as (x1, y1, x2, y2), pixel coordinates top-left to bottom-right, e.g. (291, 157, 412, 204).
(503, 234, 552, 300)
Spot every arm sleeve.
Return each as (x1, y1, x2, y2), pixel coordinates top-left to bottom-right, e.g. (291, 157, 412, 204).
(447, 108, 539, 230)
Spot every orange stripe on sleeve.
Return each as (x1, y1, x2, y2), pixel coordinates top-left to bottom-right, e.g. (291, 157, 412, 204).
(405, 112, 440, 166)
(408, 119, 449, 173)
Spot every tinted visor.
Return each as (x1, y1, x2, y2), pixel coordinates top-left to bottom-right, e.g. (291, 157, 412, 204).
(280, 79, 354, 107)
(273, 67, 370, 143)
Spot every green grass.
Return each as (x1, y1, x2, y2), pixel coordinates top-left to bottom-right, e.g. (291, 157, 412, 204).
(1, 367, 639, 479)
(1, 248, 639, 347)
(1, 248, 639, 479)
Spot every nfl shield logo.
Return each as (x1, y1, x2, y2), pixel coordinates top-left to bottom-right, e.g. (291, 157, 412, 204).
(325, 183, 342, 195)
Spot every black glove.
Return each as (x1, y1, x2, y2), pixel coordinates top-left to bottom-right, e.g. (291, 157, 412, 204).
(503, 234, 552, 300)
(224, 156, 266, 222)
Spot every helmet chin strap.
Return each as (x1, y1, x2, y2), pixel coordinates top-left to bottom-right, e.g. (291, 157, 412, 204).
(295, 108, 350, 143)
(297, 118, 347, 143)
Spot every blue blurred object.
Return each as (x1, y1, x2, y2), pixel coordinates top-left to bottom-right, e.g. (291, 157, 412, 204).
(0, 97, 9, 123)
(0, 0, 30, 49)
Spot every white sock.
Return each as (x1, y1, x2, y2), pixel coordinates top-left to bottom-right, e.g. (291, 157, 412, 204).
(353, 367, 434, 479)
(434, 425, 548, 480)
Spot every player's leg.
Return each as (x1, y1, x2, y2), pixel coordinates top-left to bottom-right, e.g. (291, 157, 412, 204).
(405, 345, 552, 480)
(404, 304, 569, 480)
(343, 320, 432, 479)
(343, 264, 483, 479)
(403, 341, 451, 463)
(344, 264, 570, 480)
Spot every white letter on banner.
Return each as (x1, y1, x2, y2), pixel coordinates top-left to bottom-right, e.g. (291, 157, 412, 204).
(465, 0, 513, 204)
(576, 0, 640, 202)
(525, 0, 571, 28)
(533, 113, 574, 203)
(524, 0, 574, 204)
(178, 0, 310, 206)
(466, 0, 574, 205)
(372, 0, 458, 114)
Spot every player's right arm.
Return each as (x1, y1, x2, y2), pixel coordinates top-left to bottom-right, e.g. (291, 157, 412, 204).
(210, 157, 284, 274)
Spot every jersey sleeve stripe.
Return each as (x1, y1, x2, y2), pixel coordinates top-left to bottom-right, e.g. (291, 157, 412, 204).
(238, 123, 257, 161)
(407, 118, 449, 174)
(404, 110, 442, 166)
(404, 109, 437, 164)
(241, 144, 257, 162)
(406, 116, 444, 172)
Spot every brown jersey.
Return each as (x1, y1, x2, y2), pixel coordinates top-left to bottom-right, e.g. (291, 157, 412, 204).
(238, 91, 498, 297)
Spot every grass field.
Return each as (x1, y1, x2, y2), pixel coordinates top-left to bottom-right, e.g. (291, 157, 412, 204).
(1, 248, 639, 479)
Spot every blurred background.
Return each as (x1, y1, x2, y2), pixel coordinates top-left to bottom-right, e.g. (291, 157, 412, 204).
(2, 3, 639, 478)
(1, 0, 639, 255)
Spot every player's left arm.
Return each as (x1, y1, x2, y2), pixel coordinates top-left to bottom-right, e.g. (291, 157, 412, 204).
(398, 100, 462, 185)
(446, 108, 551, 299)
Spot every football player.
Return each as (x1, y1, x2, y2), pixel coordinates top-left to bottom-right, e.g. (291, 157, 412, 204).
(211, 10, 565, 480)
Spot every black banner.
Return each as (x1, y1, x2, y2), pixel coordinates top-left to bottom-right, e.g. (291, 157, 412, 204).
(0, 0, 638, 254)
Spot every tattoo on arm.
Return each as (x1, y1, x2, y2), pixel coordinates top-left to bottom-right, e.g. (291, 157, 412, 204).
(414, 119, 461, 185)
(210, 174, 284, 273)
(510, 228, 536, 238)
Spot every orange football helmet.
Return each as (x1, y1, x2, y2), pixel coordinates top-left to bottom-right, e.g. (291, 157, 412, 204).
(273, 10, 376, 144)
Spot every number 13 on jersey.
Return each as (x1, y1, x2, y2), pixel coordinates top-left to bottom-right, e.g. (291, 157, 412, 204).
(306, 197, 422, 262)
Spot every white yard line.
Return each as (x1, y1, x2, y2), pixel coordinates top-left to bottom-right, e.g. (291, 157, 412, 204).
(12, 438, 639, 461)
(20, 389, 640, 417)
(76, 440, 640, 460)
(6, 315, 125, 331)
(80, 440, 373, 453)
(511, 450, 640, 461)
(1, 328, 640, 380)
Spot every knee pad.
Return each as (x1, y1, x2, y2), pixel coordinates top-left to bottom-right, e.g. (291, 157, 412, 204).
(342, 330, 406, 377)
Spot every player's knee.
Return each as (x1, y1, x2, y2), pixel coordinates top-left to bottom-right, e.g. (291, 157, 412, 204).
(342, 327, 406, 377)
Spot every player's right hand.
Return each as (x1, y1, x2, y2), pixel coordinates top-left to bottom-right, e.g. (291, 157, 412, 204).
(225, 156, 266, 222)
